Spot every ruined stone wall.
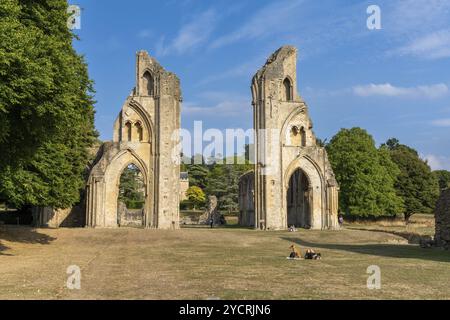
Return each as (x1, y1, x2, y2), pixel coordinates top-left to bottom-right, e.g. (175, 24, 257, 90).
(435, 189, 450, 248)
(180, 176, 189, 201)
(247, 46, 338, 230)
(86, 51, 181, 229)
(33, 206, 84, 228)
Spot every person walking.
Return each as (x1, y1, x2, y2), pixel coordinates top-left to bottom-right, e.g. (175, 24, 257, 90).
(338, 215, 344, 229)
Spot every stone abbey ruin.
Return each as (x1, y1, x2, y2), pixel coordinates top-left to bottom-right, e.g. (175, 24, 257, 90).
(238, 46, 339, 230)
(35, 46, 342, 230)
(86, 51, 182, 229)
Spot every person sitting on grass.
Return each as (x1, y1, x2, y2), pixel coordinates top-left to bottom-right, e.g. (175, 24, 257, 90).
(289, 244, 301, 258)
(304, 249, 321, 260)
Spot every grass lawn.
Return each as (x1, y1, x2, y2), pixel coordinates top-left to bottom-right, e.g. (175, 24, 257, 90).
(0, 215, 449, 300)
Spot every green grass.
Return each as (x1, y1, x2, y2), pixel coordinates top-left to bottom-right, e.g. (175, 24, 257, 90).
(0, 216, 449, 300)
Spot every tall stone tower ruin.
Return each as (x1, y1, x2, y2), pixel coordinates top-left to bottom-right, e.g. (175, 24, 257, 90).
(86, 51, 181, 229)
(239, 46, 339, 230)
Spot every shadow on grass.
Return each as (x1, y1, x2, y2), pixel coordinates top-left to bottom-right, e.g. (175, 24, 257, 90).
(0, 226, 56, 256)
(0, 242, 11, 256)
(346, 226, 429, 244)
(280, 237, 450, 263)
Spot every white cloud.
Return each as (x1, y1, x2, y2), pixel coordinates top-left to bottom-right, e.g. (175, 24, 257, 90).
(196, 59, 262, 86)
(424, 154, 450, 171)
(353, 83, 448, 99)
(183, 101, 246, 116)
(210, 0, 304, 49)
(431, 118, 450, 127)
(394, 29, 450, 60)
(157, 9, 217, 56)
(388, 0, 450, 34)
(182, 92, 250, 117)
(384, 1, 450, 60)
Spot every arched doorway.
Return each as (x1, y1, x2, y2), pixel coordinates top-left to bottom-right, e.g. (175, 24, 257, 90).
(117, 163, 145, 227)
(287, 168, 312, 228)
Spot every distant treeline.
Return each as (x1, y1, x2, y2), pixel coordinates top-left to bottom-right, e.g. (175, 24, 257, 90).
(182, 128, 449, 221)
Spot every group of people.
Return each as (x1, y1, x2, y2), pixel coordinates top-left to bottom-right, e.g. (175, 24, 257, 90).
(285, 215, 345, 259)
(289, 244, 321, 260)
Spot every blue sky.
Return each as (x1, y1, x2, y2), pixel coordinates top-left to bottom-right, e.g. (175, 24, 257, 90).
(72, 0, 450, 170)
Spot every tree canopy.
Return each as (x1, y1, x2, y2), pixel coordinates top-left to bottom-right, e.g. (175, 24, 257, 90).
(118, 164, 145, 209)
(326, 128, 404, 218)
(0, 0, 96, 208)
(185, 186, 206, 210)
(383, 138, 440, 221)
(183, 155, 252, 213)
(433, 170, 450, 191)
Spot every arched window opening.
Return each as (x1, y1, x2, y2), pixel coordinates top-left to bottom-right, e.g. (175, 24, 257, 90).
(283, 78, 292, 101)
(125, 122, 132, 142)
(290, 126, 301, 146)
(117, 163, 145, 227)
(143, 71, 154, 96)
(135, 122, 143, 142)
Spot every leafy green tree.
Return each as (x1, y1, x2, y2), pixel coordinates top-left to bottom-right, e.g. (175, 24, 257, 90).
(205, 165, 230, 210)
(187, 164, 209, 189)
(383, 138, 440, 221)
(433, 170, 450, 191)
(205, 156, 252, 213)
(0, 0, 96, 208)
(326, 128, 404, 218)
(118, 164, 145, 209)
(186, 186, 206, 210)
(184, 154, 210, 189)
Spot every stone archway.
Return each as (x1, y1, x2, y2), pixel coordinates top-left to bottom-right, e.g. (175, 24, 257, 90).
(284, 156, 324, 230)
(238, 46, 339, 230)
(287, 168, 312, 228)
(103, 150, 149, 228)
(86, 51, 181, 230)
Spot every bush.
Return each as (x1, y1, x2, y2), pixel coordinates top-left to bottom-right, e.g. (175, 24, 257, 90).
(180, 199, 192, 210)
(125, 200, 144, 209)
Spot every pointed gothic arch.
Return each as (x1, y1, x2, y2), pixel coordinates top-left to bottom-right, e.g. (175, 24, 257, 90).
(128, 100, 154, 144)
(134, 121, 143, 142)
(283, 77, 292, 101)
(284, 156, 324, 229)
(143, 71, 154, 96)
(125, 121, 132, 141)
(96, 149, 151, 228)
